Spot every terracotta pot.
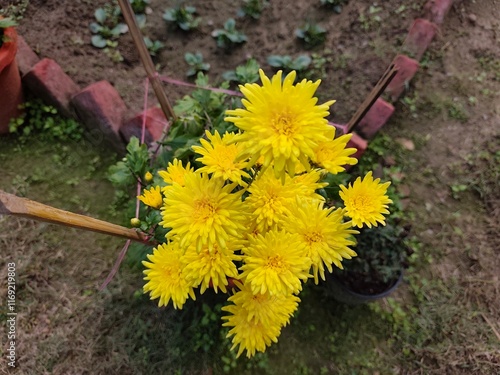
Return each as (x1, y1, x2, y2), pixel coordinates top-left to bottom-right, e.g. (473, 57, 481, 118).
(0, 25, 24, 134)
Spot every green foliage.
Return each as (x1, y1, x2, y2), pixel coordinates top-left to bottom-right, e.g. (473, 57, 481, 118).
(9, 100, 84, 143)
(143, 36, 164, 57)
(89, 5, 128, 49)
(222, 58, 261, 85)
(267, 54, 312, 74)
(237, 0, 269, 20)
(212, 18, 248, 49)
(295, 22, 327, 48)
(129, 0, 150, 14)
(163, 5, 201, 31)
(0, 17, 17, 46)
(0, 0, 29, 21)
(108, 73, 237, 228)
(447, 101, 469, 122)
(109, 137, 149, 188)
(358, 5, 382, 31)
(0, 17, 17, 29)
(184, 52, 210, 77)
(166, 74, 237, 158)
(334, 224, 410, 289)
(320, 0, 348, 14)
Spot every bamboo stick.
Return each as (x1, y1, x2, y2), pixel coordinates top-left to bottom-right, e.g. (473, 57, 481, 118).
(116, 0, 177, 122)
(0, 190, 149, 243)
(346, 63, 398, 133)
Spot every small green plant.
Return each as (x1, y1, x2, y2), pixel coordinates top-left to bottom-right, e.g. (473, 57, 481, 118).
(212, 18, 247, 49)
(237, 0, 269, 20)
(358, 5, 382, 31)
(450, 183, 468, 199)
(295, 22, 327, 48)
(89, 6, 128, 49)
(222, 58, 260, 84)
(9, 100, 84, 143)
(143, 37, 164, 57)
(0, 17, 17, 47)
(0, 0, 29, 21)
(448, 101, 469, 122)
(267, 54, 312, 74)
(401, 93, 419, 119)
(129, 0, 150, 14)
(184, 52, 210, 77)
(320, 0, 348, 14)
(163, 5, 201, 31)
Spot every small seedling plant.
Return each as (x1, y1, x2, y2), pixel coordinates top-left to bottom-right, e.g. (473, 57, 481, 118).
(144, 37, 164, 57)
(184, 52, 210, 77)
(237, 0, 269, 20)
(129, 0, 150, 14)
(163, 5, 201, 31)
(89, 6, 128, 49)
(212, 18, 247, 49)
(222, 58, 261, 85)
(295, 22, 327, 48)
(267, 54, 312, 75)
(320, 0, 349, 14)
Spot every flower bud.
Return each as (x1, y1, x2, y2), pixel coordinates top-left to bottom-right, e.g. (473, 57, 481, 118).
(130, 218, 141, 227)
(144, 171, 154, 183)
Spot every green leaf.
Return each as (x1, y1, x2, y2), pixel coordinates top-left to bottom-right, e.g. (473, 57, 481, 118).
(89, 22, 103, 34)
(111, 23, 128, 36)
(91, 35, 107, 48)
(135, 14, 146, 29)
(224, 18, 236, 30)
(267, 55, 285, 67)
(94, 8, 107, 24)
(163, 9, 175, 21)
(291, 54, 312, 70)
(108, 161, 135, 186)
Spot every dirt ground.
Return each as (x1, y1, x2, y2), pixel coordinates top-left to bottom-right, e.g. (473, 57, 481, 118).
(1, 0, 499, 373)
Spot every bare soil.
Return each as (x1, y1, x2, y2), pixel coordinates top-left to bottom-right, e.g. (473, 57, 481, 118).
(1, 0, 499, 374)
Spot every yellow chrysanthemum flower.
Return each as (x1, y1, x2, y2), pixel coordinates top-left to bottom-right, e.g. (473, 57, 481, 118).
(226, 281, 300, 328)
(339, 171, 393, 228)
(225, 69, 335, 179)
(137, 185, 163, 209)
(282, 199, 358, 283)
(312, 133, 358, 174)
(142, 242, 196, 309)
(158, 159, 195, 188)
(192, 130, 250, 186)
(291, 169, 328, 199)
(160, 173, 247, 251)
(181, 242, 241, 294)
(245, 169, 298, 231)
(222, 300, 282, 358)
(240, 230, 311, 295)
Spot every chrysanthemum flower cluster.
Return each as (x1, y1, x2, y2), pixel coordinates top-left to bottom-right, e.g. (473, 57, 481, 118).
(137, 70, 393, 358)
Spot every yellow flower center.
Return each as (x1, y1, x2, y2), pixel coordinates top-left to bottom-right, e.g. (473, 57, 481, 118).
(214, 145, 237, 169)
(266, 255, 286, 272)
(193, 198, 218, 222)
(272, 112, 295, 137)
(304, 231, 323, 245)
(352, 195, 372, 211)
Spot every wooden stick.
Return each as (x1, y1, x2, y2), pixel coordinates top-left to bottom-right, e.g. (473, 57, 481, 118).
(116, 0, 177, 122)
(0, 190, 149, 243)
(346, 63, 399, 133)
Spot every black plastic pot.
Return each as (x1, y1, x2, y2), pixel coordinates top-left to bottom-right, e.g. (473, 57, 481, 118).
(324, 272, 404, 305)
